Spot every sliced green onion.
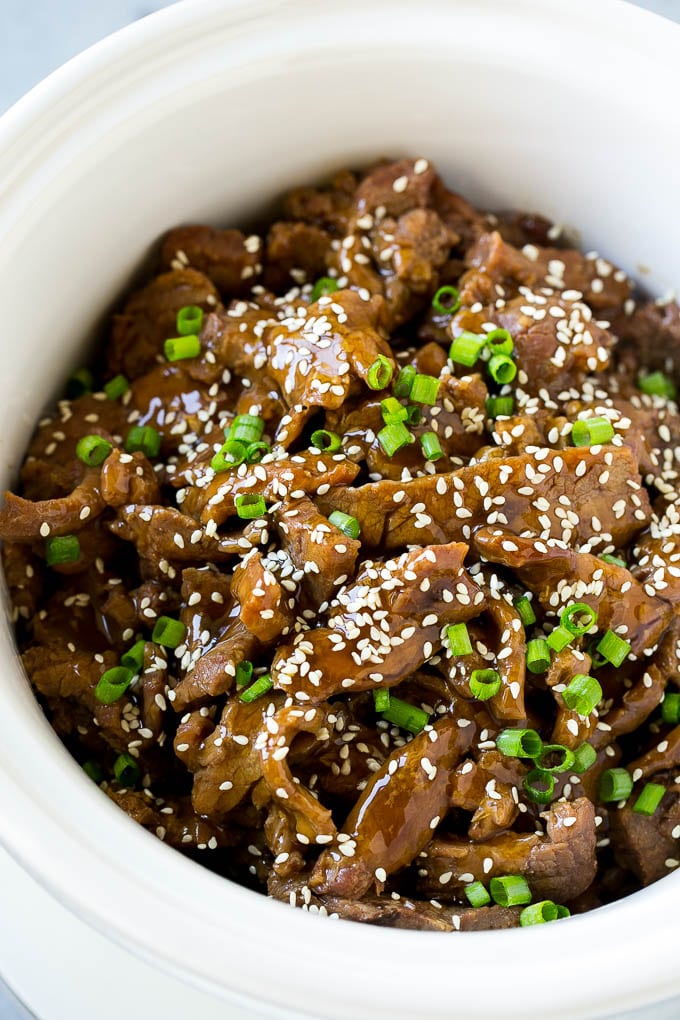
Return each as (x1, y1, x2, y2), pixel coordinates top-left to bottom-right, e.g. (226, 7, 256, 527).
(211, 439, 247, 473)
(121, 639, 146, 673)
(310, 276, 339, 302)
(409, 373, 440, 405)
(95, 666, 134, 705)
(587, 636, 608, 671)
(381, 696, 430, 735)
(373, 689, 391, 713)
(465, 881, 491, 908)
(152, 616, 187, 649)
(310, 429, 342, 453)
(113, 753, 140, 787)
(633, 782, 665, 816)
(533, 743, 576, 774)
(600, 553, 626, 568)
(125, 425, 161, 458)
(235, 493, 267, 520)
(377, 422, 412, 457)
(561, 602, 598, 636)
(82, 760, 104, 783)
(380, 397, 408, 425)
(599, 767, 633, 803)
(562, 674, 602, 716)
(661, 692, 680, 725)
(523, 769, 556, 804)
(486, 396, 515, 419)
(469, 668, 502, 701)
(485, 328, 514, 356)
(514, 596, 536, 628)
(432, 285, 461, 316)
(638, 370, 676, 400)
(447, 622, 472, 656)
(104, 374, 129, 400)
(420, 432, 444, 462)
(394, 365, 416, 398)
(228, 413, 265, 444)
(596, 629, 631, 668)
(235, 660, 253, 688)
(246, 441, 271, 463)
(45, 535, 80, 566)
(449, 330, 486, 367)
(176, 305, 204, 335)
(488, 354, 517, 384)
(496, 728, 543, 759)
(164, 335, 201, 361)
(489, 875, 532, 907)
(520, 901, 560, 926)
(526, 638, 551, 674)
(76, 434, 113, 467)
(571, 416, 615, 447)
(367, 355, 393, 390)
(546, 625, 573, 653)
(239, 673, 274, 703)
(405, 405, 423, 426)
(66, 368, 94, 399)
(554, 905, 571, 919)
(572, 742, 597, 774)
(328, 510, 361, 540)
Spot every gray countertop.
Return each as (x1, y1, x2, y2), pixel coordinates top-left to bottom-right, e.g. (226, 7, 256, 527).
(1, 0, 679, 1017)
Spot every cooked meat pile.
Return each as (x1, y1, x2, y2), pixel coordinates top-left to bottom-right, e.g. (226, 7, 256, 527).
(3, 156, 680, 932)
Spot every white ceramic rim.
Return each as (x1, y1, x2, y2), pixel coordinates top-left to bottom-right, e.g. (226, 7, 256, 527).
(1, 1, 680, 1018)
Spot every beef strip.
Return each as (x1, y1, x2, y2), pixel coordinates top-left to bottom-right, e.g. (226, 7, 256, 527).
(417, 798, 597, 903)
(160, 225, 262, 297)
(271, 542, 485, 704)
(318, 445, 650, 551)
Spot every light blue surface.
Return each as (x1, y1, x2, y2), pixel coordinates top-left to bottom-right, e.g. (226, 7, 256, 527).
(1, 0, 679, 1018)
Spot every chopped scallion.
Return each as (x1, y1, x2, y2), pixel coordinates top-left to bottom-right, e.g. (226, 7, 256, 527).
(546, 625, 573, 654)
(151, 616, 187, 649)
(562, 674, 602, 716)
(113, 753, 140, 787)
(514, 596, 536, 628)
(533, 743, 576, 774)
(489, 875, 531, 907)
(104, 374, 129, 400)
(486, 395, 515, 419)
(519, 901, 560, 926)
(488, 354, 517, 384)
(239, 673, 273, 703)
(638, 370, 676, 400)
(571, 416, 615, 447)
(523, 769, 555, 804)
(76, 434, 113, 467)
(235, 661, 253, 688)
(381, 696, 430, 735)
(367, 355, 393, 390)
(485, 328, 514, 356)
(572, 742, 597, 774)
(234, 493, 267, 520)
(633, 782, 665, 816)
(45, 535, 80, 566)
(469, 668, 502, 701)
(465, 881, 491, 908)
(95, 666, 134, 705)
(176, 305, 204, 335)
(599, 767, 633, 803)
(661, 692, 680, 725)
(394, 365, 416, 398)
(211, 439, 247, 473)
(310, 277, 339, 302)
(496, 728, 543, 759)
(377, 422, 412, 457)
(409, 373, 440, 405)
(328, 510, 361, 540)
(373, 689, 391, 713)
(432, 285, 461, 316)
(246, 441, 271, 463)
(447, 622, 472, 657)
(125, 425, 161, 458)
(380, 398, 408, 425)
(526, 638, 551, 674)
(561, 602, 598, 636)
(164, 335, 201, 361)
(449, 331, 486, 367)
(420, 431, 444, 461)
(596, 629, 631, 668)
(121, 639, 146, 673)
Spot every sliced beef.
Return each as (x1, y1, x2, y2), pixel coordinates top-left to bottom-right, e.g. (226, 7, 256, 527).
(160, 225, 262, 297)
(274, 496, 360, 606)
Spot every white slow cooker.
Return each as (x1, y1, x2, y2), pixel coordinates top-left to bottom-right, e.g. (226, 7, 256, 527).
(1, 1, 680, 1017)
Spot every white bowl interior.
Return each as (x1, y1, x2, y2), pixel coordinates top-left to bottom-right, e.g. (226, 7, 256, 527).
(1, 1, 680, 1017)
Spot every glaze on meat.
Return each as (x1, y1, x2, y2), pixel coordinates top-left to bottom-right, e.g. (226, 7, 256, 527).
(2, 157, 680, 931)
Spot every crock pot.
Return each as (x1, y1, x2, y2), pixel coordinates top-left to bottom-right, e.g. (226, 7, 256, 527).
(1, 1, 680, 1017)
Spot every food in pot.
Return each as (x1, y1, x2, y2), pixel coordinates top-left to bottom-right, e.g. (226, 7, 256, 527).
(2, 157, 680, 931)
